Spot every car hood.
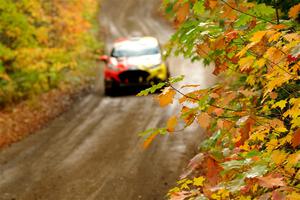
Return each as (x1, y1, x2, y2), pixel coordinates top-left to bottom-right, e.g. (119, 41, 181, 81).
(117, 54, 162, 68)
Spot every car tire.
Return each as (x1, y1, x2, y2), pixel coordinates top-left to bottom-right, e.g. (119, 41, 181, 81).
(104, 80, 119, 96)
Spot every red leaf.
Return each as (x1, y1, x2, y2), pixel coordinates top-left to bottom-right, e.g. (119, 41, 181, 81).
(292, 128, 300, 148)
(257, 174, 286, 188)
(206, 156, 222, 185)
(272, 190, 285, 200)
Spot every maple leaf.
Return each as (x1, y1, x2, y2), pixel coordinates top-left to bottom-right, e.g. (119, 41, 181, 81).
(271, 150, 287, 165)
(193, 176, 205, 187)
(238, 56, 255, 72)
(213, 108, 224, 116)
(205, 0, 218, 10)
(197, 112, 211, 129)
(197, 43, 211, 57)
(292, 128, 300, 148)
(288, 3, 300, 19)
(157, 87, 176, 107)
(169, 191, 192, 200)
(272, 100, 287, 110)
(264, 47, 285, 64)
(206, 156, 222, 184)
(175, 1, 190, 24)
(250, 31, 267, 43)
(287, 192, 300, 200)
(180, 84, 201, 89)
(213, 62, 228, 75)
(167, 116, 178, 132)
(272, 191, 286, 200)
(143, 132, 158, 149)
(181, 106, 197, 126)
(257, 174, 286, 188)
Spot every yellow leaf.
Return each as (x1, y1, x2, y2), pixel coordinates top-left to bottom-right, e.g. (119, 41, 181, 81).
(250, 131, 267, 141)
(193, 176, 205, 186)
(268, 32, 281, 42)
(237, 42, 256, 57)
(197, 112, 211, 129)
(271, 150, 287, 165)
(255, 58, 266, 67)
(275, 127, 288, 133)
(239, 196, 251, 200)
(287, 192, 300, 200)
(157, 87, 176, 107)
(246, 75, 256, 86)
(272, 100, 287, 110)
(288, 3, 300, 19)
(264, 47, 285, 64)
(167, 116, 178, 132)
(250, 31, 268, 43)
(284, 33, 300, 42)
(266, 139, 278, 151)
(238, 56, 256, 71)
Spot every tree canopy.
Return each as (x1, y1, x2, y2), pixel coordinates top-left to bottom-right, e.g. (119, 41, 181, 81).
(139, 0, 300, 199)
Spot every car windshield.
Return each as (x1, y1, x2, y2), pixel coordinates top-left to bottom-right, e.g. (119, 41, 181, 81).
(111, 46, 160, 58)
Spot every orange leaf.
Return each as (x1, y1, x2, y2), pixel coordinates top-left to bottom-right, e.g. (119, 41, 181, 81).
(250, 31, 268, 43)
(213, 108, 224, 116)
(181, 106, 196, 126)
(176, 2, 190, 24)
(213, 37, 226, 50)
(292, 128, 300, 148)
(167, 116, 178, 132)
(206, 156, 222, 185)
(264, 47, 285, 64)
(180, 84, 201, 89)
(197, 43, 211, 57)
(213, 62, 228, 75)
(257, 174, 286, 188)
(222, 1, 237, 20)
(197, 112, 211, 129)
(272, 191, 286, 200)
(157, 87, 176, 107)
(289, 3, 300, 19)
(271, 24, 287, 30)
(206, 0, 218, 9)
(235, 117, 255, 147)
(143, 132, 158, 149)
(284, 33, 300, 42)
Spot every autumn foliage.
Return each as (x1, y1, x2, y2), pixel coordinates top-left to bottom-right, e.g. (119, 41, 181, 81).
(0, 0, 101, 106)
(139, 0, 300, 199)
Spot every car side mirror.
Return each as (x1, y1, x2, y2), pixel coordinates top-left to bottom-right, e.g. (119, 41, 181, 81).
(99, 55, 109, 62)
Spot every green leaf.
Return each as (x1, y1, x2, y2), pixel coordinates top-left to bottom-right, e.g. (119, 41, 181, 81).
(244, 164, 268, 178)
(222, 159, 252, 170)
(168, 75, 185, 83)
(136, 82, 166, 96)
(193, 0, 205, 15)
(234, 14, 253, 27)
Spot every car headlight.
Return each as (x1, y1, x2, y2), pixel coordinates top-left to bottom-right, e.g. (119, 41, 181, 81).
(108, 63, 119, 70)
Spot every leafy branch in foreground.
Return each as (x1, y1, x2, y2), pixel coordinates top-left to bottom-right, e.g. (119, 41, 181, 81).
(139, 0, 300, 199)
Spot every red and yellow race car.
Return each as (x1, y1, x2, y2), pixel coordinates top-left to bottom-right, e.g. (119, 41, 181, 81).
(100, 37, 169, 95)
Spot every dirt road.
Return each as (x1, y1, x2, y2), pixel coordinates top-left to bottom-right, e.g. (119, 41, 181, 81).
(0, 0, 215, 199)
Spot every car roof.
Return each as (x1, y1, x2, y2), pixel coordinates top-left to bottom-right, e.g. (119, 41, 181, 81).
(113, 37, 159, 50)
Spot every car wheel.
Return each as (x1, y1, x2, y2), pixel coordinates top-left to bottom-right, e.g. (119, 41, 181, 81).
(105, 80, 119, 96)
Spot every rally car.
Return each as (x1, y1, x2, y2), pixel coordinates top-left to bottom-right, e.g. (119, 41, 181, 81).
(100, 37, 169, 95)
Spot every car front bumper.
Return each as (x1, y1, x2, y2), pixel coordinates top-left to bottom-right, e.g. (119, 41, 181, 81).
(104, 63, 168, 86)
